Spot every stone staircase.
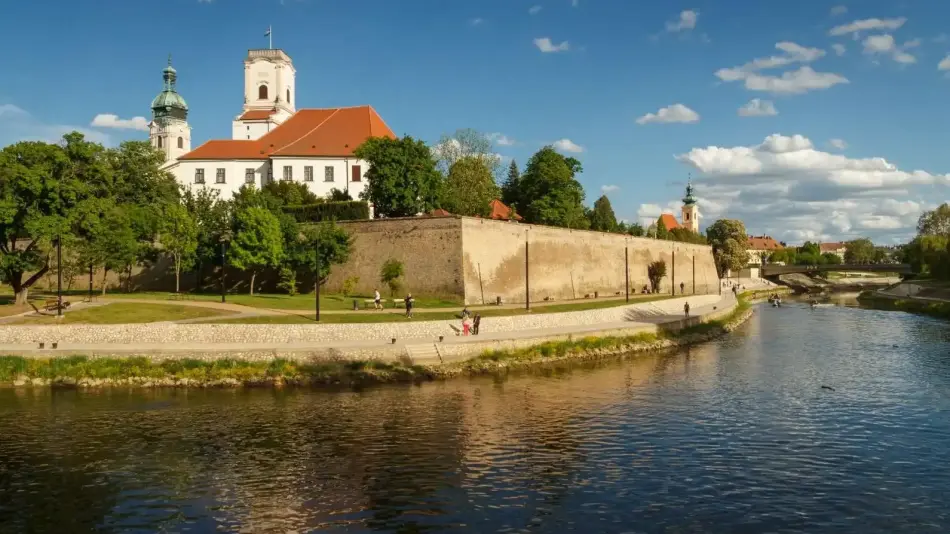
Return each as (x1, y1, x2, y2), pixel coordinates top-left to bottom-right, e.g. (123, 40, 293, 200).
(405, 343, 443, 364)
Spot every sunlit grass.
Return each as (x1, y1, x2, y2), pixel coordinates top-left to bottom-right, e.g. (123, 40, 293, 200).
(8, 302, 233, 324)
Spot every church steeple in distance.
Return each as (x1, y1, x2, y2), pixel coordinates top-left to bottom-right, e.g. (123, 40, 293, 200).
(149, 54, 192, 167)
(682, 175, 697, 206)
(680, 175, 700, 232)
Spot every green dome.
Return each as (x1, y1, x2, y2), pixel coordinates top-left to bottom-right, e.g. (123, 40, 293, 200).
(151, 56, 188, 121)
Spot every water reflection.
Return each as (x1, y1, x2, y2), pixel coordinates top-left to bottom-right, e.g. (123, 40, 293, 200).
(1, 304, 949, 532)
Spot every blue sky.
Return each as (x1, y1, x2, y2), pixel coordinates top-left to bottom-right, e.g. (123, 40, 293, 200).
(2, 0, 950, 244)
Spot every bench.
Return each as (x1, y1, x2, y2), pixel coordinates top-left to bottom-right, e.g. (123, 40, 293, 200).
(392, 298, 405, 308)
(169, 292, 189, 301)
(43, 299, 70, 312)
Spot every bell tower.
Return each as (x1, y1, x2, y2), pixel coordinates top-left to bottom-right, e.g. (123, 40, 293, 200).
(681, 178, 700, 232)
(149, 55, 191, 167)
(232, 44, 296, 140)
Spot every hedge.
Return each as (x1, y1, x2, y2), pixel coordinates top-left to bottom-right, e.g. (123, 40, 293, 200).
(283, 201, 370, 222)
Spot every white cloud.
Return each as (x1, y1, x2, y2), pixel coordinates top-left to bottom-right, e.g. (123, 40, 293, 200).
(636, 202, 681, 227)
(0, 104, 111, 147)
(552, 138, 584, 153)
(528, 5, 542, 15)
(829, 17, 907, 37)
(938, 55, 950, 71)
(862, 34, 918, 64)
(832, 43, 847, 56)
(601, 185, 619, 193)
(470, 18, 484, 26)
(489, 133, 516, 146)
(714, 42, 847, 95)
(534, 37, 570, 53)
(828, 138, 848, 150)
(665, 9, 698, 32)
(830, 5, 848, 16)
(90, 113, 149, 131)
(738, 99, 778, 117)
(636, 103, 700, 124)
(715, 42, 826, 81)
(671, 133, 950, 242)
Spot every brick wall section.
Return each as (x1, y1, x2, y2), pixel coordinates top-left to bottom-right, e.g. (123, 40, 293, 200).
(461, 218, 719, 305)
(325, 216, 720, 305)
(324, 217, 465, 298)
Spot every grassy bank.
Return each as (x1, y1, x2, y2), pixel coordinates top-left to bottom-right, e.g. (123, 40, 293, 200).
(856, 290, 950, 320)
(0, 298, 754, 389)
(8, 303, 233, 324)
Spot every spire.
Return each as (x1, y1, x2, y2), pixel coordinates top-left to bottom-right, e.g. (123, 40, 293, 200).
(152, 55, 188, 121)
(682, 174, 697, 205)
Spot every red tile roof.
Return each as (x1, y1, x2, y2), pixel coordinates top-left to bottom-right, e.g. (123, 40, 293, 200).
(658, 213, 681, 231)
(747, 235, 783, 250)
(179, 106, 396, 161)
(820, 242, 846, 252)
(238, 109, 276, 121)
(429, 208, 452, 217)
(488, 199, 521, 220)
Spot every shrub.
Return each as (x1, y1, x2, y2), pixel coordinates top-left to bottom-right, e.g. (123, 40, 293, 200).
(283, 201, 369, 223)
(342, 276, 360, 297)
(380, 258, 404, 297)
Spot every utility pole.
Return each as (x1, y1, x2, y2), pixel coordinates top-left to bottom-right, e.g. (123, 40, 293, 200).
(692, 255, 696, 295)
(220, 241, 227, 303)
(671, 249, 676, 296)
(625, 241, 629, 303)
(525, 229, 530, 311)
(315, 239, 321, 322)
(56, 237, 63, 317)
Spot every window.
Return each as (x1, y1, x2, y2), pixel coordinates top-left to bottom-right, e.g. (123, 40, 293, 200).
(194, 169, 205, 184)
(324, 166, 334, 182)
(177, 137, 183, 149)
(157, 137, 163, 148)
(245, 168, 255, 184)
(216, 168, 226, 184)
(258, 85, 268, 100)
(304, 166, 313, 182)
(282, 165, 292, 181)
(351, 165, 362, 182)
(286, 88, 291, 104)
(266, 165, 273, 183)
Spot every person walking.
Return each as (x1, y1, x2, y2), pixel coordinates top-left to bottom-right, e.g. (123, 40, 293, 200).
(680, 282, 685, 295)
(684, 301, 690, 317)
(462, 314, 471, 336)
(472, 313, 481, 335)
(405, 293, 413, 318)
(373, 288, 381, 310)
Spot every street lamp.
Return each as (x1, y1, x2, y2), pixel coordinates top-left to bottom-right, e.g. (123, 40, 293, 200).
(219, 231, 232, 303)
(524, 227, 530, 311)
(299, 231, 320, 322)
(56, 236, 63, 317)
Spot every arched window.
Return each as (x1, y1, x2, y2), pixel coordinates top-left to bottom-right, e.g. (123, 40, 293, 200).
(286, 89, 291, 104)
(258, 85, 268, 100)
(177, 137, 183, 149)
(157, 136, 163, 148)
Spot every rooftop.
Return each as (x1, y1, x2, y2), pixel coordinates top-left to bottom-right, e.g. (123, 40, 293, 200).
(819, 242, 847, 252)
(247, 49, 292, 62)
(747, 235, 783, 250)
(179, 106, 395, 161)
(658, 213, 681, 231)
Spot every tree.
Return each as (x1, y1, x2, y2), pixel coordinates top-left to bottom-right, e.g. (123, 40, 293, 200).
(441, 157, 500, 217)
(516, 146, 589, 229)
(262, 180, 319, 206)
(159, 204, 199, 293)
(181, 186, 230, 289)
(434, 128, 502, 178)
(844, 238, 875, 264)
(706, 219, 748, 277)
(380, 258, 404, 297)
(821, 252, 842, 265)
(917, 203, 950, 236)
(798, 241, 820, 257)
(88, 206, 139, 295)
(626, 222, 645, 237)
(228, 206, 284, 295)
(297, 222, 353, 286)
(588, 195, 618, 232)
(501, 160, 521, 208)
(654, 217, 671, 240)
(326, 188, 352, 201)
(647, 260, 667, 293)
(354, 136, 443, 218)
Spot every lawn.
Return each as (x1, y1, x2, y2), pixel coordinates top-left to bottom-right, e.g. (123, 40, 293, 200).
(9, 302, 235, 325)
(195, 294, 675, 324)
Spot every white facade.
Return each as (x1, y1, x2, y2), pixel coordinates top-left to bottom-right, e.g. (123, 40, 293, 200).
(151, 118, 191, 165)
(681, 203, 699, 232)
(232, 49, 296, 141)
(175, 157, 369, 201)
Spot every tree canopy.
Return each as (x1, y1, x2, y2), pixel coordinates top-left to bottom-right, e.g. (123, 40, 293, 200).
(513, 146, 589, 229)
(705, 219, 748, 277)
(844, 238, 875, 264)
(228, 206, 284, 295)
(441, 157, 499, 217)
(588, 195, 618, 232)
(354, 136, 443, 218)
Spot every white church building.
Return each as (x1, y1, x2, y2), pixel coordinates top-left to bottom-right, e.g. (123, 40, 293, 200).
(148, 48, 395, 201)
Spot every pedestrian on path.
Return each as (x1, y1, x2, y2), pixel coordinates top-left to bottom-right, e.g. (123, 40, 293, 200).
(374, 289, 381, 310)
(462, 314, 471, 336)
(684, 301, 690, 317)
(680, 282, 685, 295)
(405, 293, 414, 318)
(472, 313, 481, 335)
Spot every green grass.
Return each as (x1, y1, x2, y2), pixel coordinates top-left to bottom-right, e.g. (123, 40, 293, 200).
(193, 294, 676, 324)
(9, 302, 234, 324)
(84, 291, 462, 311)
(857, 291, 950, 320)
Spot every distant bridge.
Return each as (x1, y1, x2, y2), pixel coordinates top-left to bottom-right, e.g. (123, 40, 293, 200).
(760, 263, 912, 277)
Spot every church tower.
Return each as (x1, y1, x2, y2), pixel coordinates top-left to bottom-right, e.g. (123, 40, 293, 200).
(681, 179, 700, 232)
(149, 56, 191, 167)
(232, 46, 296, 140)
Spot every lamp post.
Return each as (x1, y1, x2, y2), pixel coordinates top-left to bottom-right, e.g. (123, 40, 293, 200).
(56, 236, 63, 317)
(219, 232, 231, 303)
(314, 236, 321, 322)
(625, 238, 629, 303)
(524, 228, 530, 311)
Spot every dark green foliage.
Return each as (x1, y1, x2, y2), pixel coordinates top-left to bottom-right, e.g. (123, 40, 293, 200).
(354, 136, 443, 217)
(647, 260, 667, 292)
(514, 146, 589, 229)
(283, 201, 370, 222)
(380, 258, 404, 297)
(588, 195, 617, 232)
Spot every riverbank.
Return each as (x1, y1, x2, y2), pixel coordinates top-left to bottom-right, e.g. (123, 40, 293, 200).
(0, 294, 754, 388)
(857, 285, 950, 320)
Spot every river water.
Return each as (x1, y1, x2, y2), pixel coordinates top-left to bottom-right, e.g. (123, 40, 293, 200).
(1, 303, 950, 533)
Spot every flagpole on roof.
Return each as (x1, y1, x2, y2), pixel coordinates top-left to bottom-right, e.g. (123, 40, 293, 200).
(266, 25, 272, 49)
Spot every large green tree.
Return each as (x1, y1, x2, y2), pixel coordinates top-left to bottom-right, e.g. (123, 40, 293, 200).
(844, 238, 875, 264)
(228, 206, 284, 295)
(588, 195, 618, 232)
(516, 146, 589, 229)
(354, 136, 443, 218)
(501, 159, 521, 208)
(296, 222, 353, 286)
(181, 186, 231, 289)
(261, 180, 320, 206)
(441, 157, 500, 217)
(705, 219, 748, 277)
(917, 203, 950, 236)
(434, 128, 501, 178)
(160, 203, 199, 293)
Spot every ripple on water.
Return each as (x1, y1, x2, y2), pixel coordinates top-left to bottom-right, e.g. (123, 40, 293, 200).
(1, 304, 950, 532)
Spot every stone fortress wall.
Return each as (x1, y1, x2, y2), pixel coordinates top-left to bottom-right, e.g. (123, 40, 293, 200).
(325, 216, 720, 305)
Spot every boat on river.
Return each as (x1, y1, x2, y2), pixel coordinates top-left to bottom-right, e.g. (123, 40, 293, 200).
(768, 294, 782, 307)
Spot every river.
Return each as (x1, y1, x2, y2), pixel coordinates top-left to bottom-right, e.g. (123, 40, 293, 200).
(1, 302, 949, 533)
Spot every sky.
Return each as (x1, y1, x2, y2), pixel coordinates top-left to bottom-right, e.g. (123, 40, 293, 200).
(2, 0, 950, 245)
